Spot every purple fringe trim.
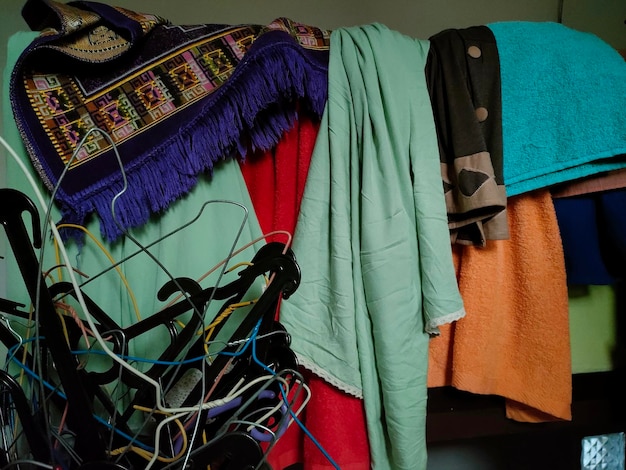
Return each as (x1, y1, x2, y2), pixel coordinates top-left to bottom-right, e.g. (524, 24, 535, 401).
(59, 35, 328, 242)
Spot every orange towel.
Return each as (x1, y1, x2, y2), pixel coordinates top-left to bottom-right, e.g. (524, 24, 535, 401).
(428, 189, 572, 422)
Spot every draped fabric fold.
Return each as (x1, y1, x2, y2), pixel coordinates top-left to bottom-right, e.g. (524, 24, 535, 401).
(240, 114, 372, 469)
(279, 24, 465, 469)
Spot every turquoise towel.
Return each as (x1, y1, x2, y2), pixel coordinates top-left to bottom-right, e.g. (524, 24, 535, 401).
(488, 22, 626, 196)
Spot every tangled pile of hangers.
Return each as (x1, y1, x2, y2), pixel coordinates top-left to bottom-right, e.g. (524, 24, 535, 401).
(0, 128, 312, 470)
(0, 184, 307, 470)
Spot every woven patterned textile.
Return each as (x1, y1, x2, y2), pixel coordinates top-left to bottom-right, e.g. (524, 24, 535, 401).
(11, 0, 330, 241)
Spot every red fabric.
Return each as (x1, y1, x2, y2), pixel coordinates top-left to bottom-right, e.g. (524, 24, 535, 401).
(240, 114, 371, 469)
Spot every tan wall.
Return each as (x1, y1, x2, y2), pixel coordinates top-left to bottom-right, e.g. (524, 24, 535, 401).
(562, 0, 626, 51)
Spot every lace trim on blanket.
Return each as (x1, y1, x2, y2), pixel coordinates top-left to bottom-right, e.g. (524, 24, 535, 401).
(426, 307, 466, 336)
(295, 354, 363, 399)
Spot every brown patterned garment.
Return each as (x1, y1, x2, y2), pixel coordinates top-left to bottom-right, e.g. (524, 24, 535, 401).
(426, 26, 508, 246)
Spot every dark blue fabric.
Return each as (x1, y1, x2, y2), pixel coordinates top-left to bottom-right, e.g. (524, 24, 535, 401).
(597, 190, 626, 279)
(554, 189, 626, 285)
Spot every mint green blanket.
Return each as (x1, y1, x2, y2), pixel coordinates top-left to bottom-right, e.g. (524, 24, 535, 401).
(280, 24, 465, 469)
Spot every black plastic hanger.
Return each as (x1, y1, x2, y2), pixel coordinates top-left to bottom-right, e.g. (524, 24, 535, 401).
(0, 188, 107, 462)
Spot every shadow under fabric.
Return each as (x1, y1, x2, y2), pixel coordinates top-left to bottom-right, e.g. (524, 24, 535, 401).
(240, 114, 371, 469)
(428, 189, 572, 422)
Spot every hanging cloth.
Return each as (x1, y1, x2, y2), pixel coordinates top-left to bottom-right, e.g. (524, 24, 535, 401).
(425, 25, 508, 246)
(279, 24, 465, 469)
(487, 21, 626, 196)
(240, 114, 372, 469)
(428, 189, 572, 423)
